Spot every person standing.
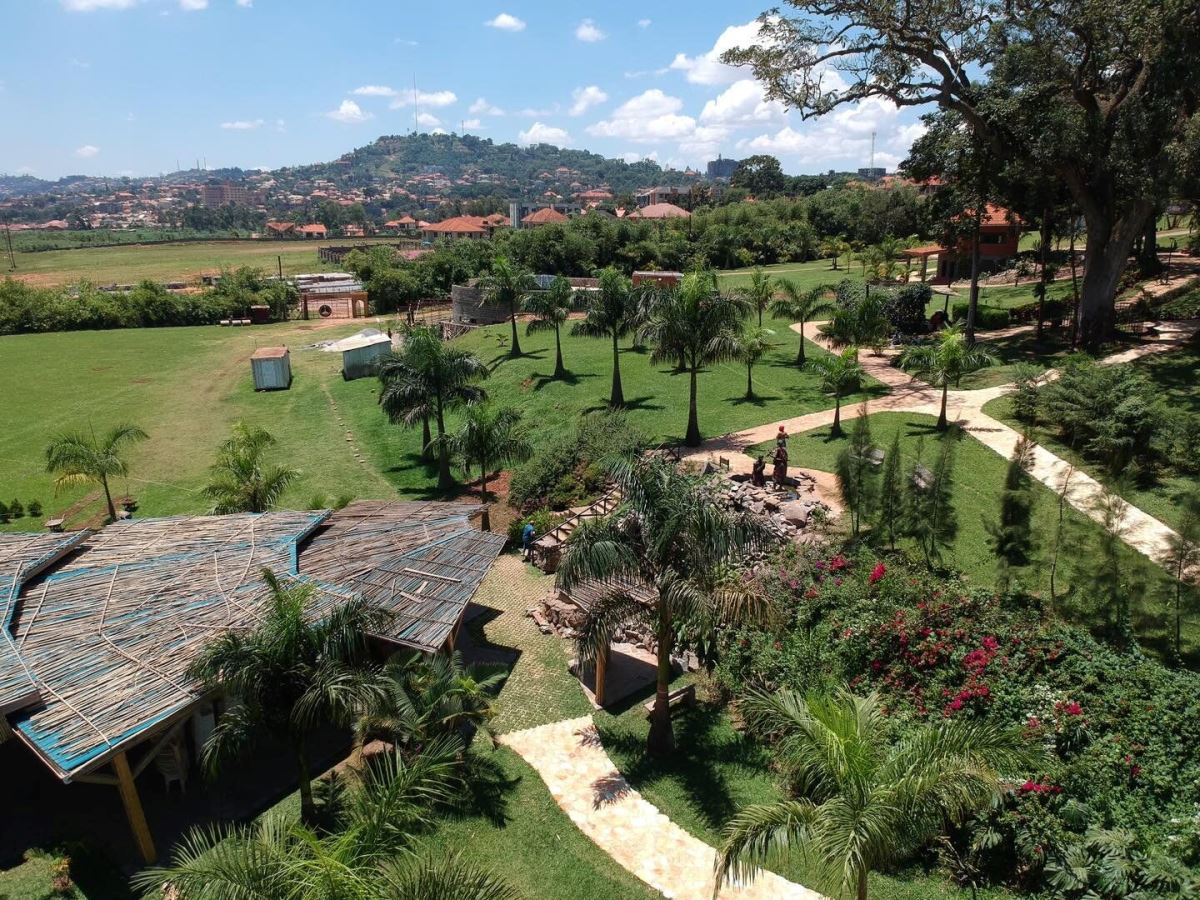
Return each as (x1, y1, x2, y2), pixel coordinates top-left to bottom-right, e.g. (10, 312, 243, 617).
(522, 520, 536, 561)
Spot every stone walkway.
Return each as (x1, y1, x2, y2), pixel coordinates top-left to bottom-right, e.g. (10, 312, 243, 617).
(500, 717, 824, 900)
(685, 319, 1200, 569)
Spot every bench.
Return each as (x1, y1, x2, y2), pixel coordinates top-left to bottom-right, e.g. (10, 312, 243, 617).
(643, 683, 696, 718)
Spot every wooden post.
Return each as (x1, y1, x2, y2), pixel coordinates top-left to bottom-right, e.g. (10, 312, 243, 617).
(113, 751, 156, 864)
(594, 642, 608, 707)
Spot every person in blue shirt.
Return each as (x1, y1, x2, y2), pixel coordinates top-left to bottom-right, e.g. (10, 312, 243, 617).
(522, 521, 536, 561)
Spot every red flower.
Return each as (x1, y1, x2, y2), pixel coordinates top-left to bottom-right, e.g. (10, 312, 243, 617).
(829, 555, 848, 571)
(869, 562, 887, 584)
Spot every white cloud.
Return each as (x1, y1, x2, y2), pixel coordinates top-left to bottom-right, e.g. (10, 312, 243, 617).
(587, 89, 695, 142)
(394, 37, 418, 46)
(485, 12, 525, 31)
(179, 0, 207, 10)
(74, 144, 100, 158)
(575, 18, 605, 42)
(220, 118, 264, 130)
(389, 89, 457, 108)
(670, 20, 765, 85)
(518, 122, 572, 147)
(61, 0, 135, 10)
(699, 79, 785, 127)
(569, 85, 608, 117)
(352, 85, 398, 97)
(624, 67, 669, 79)
(415, 112, 442, 129)
(70, 58, 90, 68)
(735, 98, 917, 170)
(469, 97, 505, 116)
(325, 99, 372, 124)
(637, 18, 651, 28)
(236, 0, 252, 6)
(275, 118, 286, 132)
(16, 165, 36, 175)
(518, 104, 560, 117)
(462, 118, 484, 130)
(620, 150, 657, 164)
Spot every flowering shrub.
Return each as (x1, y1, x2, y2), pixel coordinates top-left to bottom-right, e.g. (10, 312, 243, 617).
(715, 545, 1200, 894)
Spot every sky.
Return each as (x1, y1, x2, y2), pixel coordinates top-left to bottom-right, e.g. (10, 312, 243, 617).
(0, 0, 928, 180)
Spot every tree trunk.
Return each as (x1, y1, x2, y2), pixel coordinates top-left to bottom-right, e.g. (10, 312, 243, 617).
(966, 214, 982, 345)
(685, 367, 701, 446)
(745, 363, 754, 400)
(1076, 199, 1153, 351)
(509, 303, 522, 357)
(610, 330, 625, 408)
(1036, 207, 1053, 340)
(831, 396, 843, 438)
(480, 469, 491, 532)
(100, 474, 117, 522)
(421, 414, 433, 463)
(856, 869, 869, 900)
(553, 324, 565, 378)
(1138, 210, 1161, 276)
(646, 618, 675, 756)
(938, 382, 949, 430)
(435, 397, 453, 492)
(295, 739, 315, 826)
(796, 321, 807, 366)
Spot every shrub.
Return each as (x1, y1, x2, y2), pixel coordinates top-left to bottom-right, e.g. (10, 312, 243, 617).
(26, 500, 43, 518)
(505, 507, 562, 548)
(1010, 364, 1047, 424)
(951, 301, 1011, 330)
(0, 500, 8, 523)
(884, 283, 931, 335)
(7, 499, 23, 518)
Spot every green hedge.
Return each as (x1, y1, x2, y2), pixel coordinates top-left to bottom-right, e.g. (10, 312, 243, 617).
(951, 300, 1011, 330)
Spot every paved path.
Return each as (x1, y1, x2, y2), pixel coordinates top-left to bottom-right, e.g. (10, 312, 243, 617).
(500, 717, 824, 900)
(686, 319, 1200, 570)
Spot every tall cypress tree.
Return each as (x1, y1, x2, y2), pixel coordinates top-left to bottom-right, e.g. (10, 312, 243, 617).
(835, 409, 878, 538)
(986, 437, 1037, 591)
(906, 437, 958, 570)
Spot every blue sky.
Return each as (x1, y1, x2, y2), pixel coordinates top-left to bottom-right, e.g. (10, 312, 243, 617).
(1, 0, 927, 179)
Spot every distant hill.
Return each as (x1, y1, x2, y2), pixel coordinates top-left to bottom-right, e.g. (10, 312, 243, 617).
(279, 133, 683, 196)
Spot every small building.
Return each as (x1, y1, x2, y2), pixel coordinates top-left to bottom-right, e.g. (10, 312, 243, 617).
(521, 207, 569, 228)
(338, 332, 393, 380)
(632, 271, 684, 289)
(628, 202, 691, 220)
(250, 346, 291, 391)
(933, 204, 1025, 283)
(635, 187, 688, 208)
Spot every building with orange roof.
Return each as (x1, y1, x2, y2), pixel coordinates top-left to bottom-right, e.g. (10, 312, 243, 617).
(521, 207, 569, 227)
(422, 215, 490, 241)
(628, 202, 691, 220)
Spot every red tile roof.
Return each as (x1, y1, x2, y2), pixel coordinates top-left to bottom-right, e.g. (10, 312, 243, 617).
(298, 223, 327, 235)
(521, 207, 569, 226)
(424, 216, 488, 234)
(629, 202, 691, 220)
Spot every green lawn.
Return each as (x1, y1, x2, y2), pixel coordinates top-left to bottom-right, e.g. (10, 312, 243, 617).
(0, 847, 133, 900)
(982, 340, 1200, 533)
(717, 258, 863, 292)
(958, 328, 1079, 389)
(9, 237, 396, 287)
(754, 412, 1193, 660)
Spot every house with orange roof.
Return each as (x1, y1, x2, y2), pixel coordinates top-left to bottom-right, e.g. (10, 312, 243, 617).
(912, 204, 1026, 283)
(521, 207, 569, 228)
(422, 215, 490, 241)
(298, 223, 328, 239)
(628, 202, 691, 220)
(265, 221, 297, 238)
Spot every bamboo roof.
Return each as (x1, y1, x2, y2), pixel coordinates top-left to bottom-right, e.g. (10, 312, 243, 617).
(0, 532, 91, 715)
(3, 504, 503, 781)
(299, 501, 506, 651)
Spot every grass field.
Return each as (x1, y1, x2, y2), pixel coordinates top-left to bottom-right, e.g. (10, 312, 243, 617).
(752, 412, 1193, 660)
(8, 237, 399, 287)
(716, 258, 864, 292)
(0, 311, 872, 532)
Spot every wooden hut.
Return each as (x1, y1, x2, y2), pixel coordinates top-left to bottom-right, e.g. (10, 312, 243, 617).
(250, 346, 291, 390)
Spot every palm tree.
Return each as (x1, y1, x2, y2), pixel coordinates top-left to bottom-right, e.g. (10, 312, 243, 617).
(524, 274, 574, 378)
(557, 456, 769, 756)
(819, 237, 844, 270)
(808, 348, 864, 438)
(377, 347, 436, 464)
(187, 570, 390, 826)
(640, 270, 749, 446)
(45, 422, 148, 523)
(572, 268, 637, 408)
(897, 325, 997, 430)
(202, 422, 299, 514)
(134, 738, 516, 900)
(379, 326, 488, 492)
(738, 268, 775, 326)
(478, 254, 536, 357)
(356, 651, 508, 758)
(432, 404, 531, 531)
(717, 690, 1037, 900)
(819, 289, 889, 359)
(735, 324, 775, 400)
(770, 280, 836, 365)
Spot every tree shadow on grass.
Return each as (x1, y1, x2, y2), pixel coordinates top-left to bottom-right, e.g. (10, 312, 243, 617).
(596, 705, 770, 834)
(581, 395, 666, 416)
(726, 392, 780, 407)
(444, 746, 520, 827)
(487, 348, 548, 369)
(530, 370, 599, 392)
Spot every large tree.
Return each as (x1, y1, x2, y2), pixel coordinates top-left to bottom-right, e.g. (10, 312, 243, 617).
(897, 325, 997, 430)
(45, 422, 148, 523)
(479, 255, 536, 357)
(727, 1, 1200, 350)
(433, 403, 532, 531)
(558, 456, 769, 756)
(572, 268, 637, 409)
(188, 571, 390, 826)
(523, 274, 574, 379)
(770, 280, 835, 365)
(378, 327, 487, 492)
(640, 270, 749, 446)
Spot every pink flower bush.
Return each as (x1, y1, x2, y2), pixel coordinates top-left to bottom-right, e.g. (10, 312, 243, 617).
(869, 562, 887, 584)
